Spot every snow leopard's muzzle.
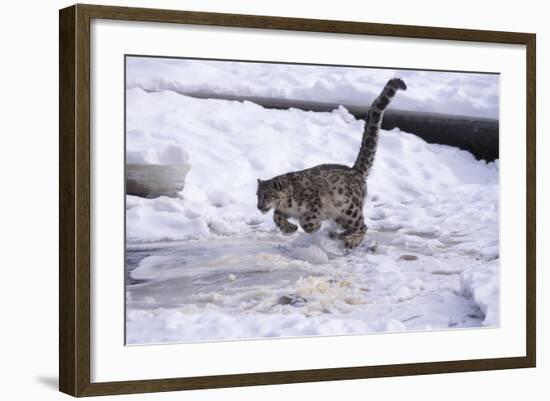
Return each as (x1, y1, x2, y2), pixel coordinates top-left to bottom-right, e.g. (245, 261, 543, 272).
(258, 204, 270, 214)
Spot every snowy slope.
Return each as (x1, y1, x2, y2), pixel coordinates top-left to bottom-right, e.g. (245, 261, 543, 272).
(125, 86, 499, 344)
(127, 57, 500, 119)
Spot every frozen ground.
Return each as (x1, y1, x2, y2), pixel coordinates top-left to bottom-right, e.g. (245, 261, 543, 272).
(125, 60, 500, 344)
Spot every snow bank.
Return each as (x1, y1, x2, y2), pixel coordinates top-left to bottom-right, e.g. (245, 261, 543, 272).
(127, 57, 499, 119)
(127, 138, 189, 166)
(126, 88, 498, 250)
(460, 260, 500, 326)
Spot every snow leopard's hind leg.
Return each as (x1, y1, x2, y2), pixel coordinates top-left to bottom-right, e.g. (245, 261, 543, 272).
(336, 210, 367, 249)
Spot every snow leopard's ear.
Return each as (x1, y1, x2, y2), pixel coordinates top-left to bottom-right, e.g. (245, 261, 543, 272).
(257, 178, 262, 185)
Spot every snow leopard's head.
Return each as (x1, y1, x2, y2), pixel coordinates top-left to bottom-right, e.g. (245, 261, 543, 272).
(256, 178, 284, 214)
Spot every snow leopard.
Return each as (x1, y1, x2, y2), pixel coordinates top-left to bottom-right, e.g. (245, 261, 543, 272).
(256, 78, 407, 249)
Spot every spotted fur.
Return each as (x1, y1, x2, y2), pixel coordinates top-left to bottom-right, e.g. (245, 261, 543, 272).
(257, 78, 407, 249)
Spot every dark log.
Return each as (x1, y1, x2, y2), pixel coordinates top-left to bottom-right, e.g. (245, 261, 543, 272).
(381, 109, 498, 162)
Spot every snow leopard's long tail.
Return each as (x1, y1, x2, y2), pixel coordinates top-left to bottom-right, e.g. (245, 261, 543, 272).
(353, 78, 407, 178)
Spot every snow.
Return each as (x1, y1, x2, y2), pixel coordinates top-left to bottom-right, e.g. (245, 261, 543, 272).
(127, 57, 500, 119)
(460, 260, 500, 326)
(125, 58, 500, 344)
(126, 139, 189, 165)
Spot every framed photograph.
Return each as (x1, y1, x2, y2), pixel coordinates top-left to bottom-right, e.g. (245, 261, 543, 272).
(59, 4, 536, 397)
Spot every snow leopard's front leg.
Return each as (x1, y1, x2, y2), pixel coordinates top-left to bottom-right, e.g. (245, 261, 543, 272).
(273, 209, 298, 234)
(299, 211, 322, 233)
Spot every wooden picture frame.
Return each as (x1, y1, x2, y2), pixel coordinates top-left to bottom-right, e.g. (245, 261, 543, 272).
(59, 3, 536, 397)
